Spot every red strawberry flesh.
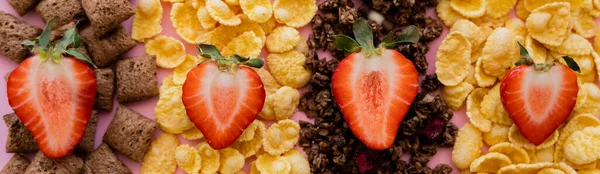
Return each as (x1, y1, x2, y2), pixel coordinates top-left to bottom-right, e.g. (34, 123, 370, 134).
(332, 49, 419, 150)
(8, 55, 97, 158)
(500, 64, 578, 145)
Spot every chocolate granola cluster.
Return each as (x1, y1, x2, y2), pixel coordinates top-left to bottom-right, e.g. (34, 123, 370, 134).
(299, 0, 457, 173)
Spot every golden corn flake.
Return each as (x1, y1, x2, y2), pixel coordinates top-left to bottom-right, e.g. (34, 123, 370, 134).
(475, 54, 497, 87)
(472, 14, 509, 29)
(256, 154, 292, 174)
(206, 0, 242, 26)
(481, 28, 518, 77)
(181, 126, 204, 140)
(219, 148, 245, 174)
(505, 18, 527, 38)
(437, 0, 468, 27)
(483, 124, 510, 146)
(295, 37, 309, 55)
(470, 152, 513, 173)
(173, 55, 200, 85)
(525, 34, 549, 64)
(260, 17, 278, 35)
(224, 0, 239, 5)
(266, 26, 301, 53)
(284, 150, 310, 174)
(250, 161, 260, 174)
(471, 44, 483, 63)
(196, 142, 221, 174)
(562, 158, 597, 170)
(267, 51, 312, 88)
(254, 68, 282, 95)
(163, 0, 184, 2)
(196, 2, 219, 29)
(525, 2, 572, 47)
(486, 0, 517, 18)
(466, 88, 493, 132)
(570, 55, 597, 83)
(497, 162, 555, 174)
(155, 77, 195, 134)
(537, 168, 565, 174)
(572, 83, 600, 116)
(516, 0, 530, 21)
(132, 0, 162, 41)
(272, 0, 317, 28)
(238, 120, 260, 142)
(451, 19, 486, 50)
(263, 119, 300, 155)
(559, 114, 600, 149)
(171, 1, 209, 44)
(481, 84, 513, 126)
(145, 36, 186, 68)
(206, 15, 266, 50)
(578, 169, 600, 174)
(231, 120, 266, 157)
(141, 133, 180, 174)
(240, 0, 273, 23)
(573, 9, 596, 38)
(452, 123, 484, 169)
(525, 0, 586, 11)
(222, 31, 264, 58)
(508, 124, 559, 150)
(545, 33, 592, 56)
(535, 146, 554, 163)
(489, 142, 530, 164)
(464, 64, 478, 86)
(450, 0, 486, 18)
(260, 86, 300, 121)
(175, 144, 202, 174)
(564, 127, 600, 165)
(442, 81, 475, 110)
(435, 31, 472, 86)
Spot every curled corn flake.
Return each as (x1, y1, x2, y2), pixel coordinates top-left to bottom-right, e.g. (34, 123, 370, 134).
(564, 127, 600, 165)
(266, 26, 300, 53)
(452, 123, 483, 169)
(267, 51, 312, 88)
(256, 154, 292, 174)
(525, 0, 585, 11)
(272, 0, 317, 28)
(573, 83, 600, 116)
(219, 148, 245, 174)
(472, 14, 509, 29)
(196, 3, 219, 29)
(508, 124, 559, 150)
(475, 56, 497, 87)
(498, 162, 555, 174)
(182, 126, 204, 140)
(173, 55, 200, 85)
(466, 88, 493, 132)
(295, 37, 309, 55)
(535, 146, 554, 163)
(450, 0, 486, 18)
(437, 0, 467, 27)
(480, 84, 513, 126)
(196, 142, 220, 174)
(578, 169, 600, 174)
(525, 2, 572, 47)
(546, 33, 592, 56)
(557, 114, 600, 158)
(262, 119, 300, 155)
(486, 0, 517, 18)
(254, 68, 282, 95)
(464, 64, 478, 86)
(284, 150, 310, 174)
(250, 161, 260, 174)
(240, 0, 273, 23)
(451, 19, 486, 51)
(155, 76, 195, 134)
(481, 28, 518, 77)
(175, 144, 202, 174)
(141, 133, 180, 173)
(435, 31, 471, 86)
(505, 18, 527, 38)
(206, 0, 242, 26)
(206, 15, 266, 50)
(573, 9, 596, 38)
(222, 31, 264, 58)
(238, 120, 260, 142)
(224, 0, 239, 5)
(171, 1, 209, 44)
(260, 86, 300, 121)
(441, 81, 474, 110)
(516, 0, 530, 21)
(469, 152, 512, 173)
(525, 35, 549, 64)
(259, 17, 278, 35)
(483, 124, 510, 146)
(132, 0, 162, 41)
(231, 120, 265, 157)
(489, 142, 530, 164)
(537, 168, 565, 174)
(145, 36, 187, 68)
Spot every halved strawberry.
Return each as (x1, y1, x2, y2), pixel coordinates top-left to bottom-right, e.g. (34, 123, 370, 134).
(7, 20, 97, 158)
(331, 19, 420, 150)
(500, 43, 580, 145)
(182, 44, 265, 149)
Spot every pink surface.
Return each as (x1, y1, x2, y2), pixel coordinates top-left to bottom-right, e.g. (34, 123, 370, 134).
(0, 0, 463, 173)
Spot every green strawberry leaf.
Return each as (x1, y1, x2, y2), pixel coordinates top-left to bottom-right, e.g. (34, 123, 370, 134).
(22, 40, 36, 49)
(39, 18, 54, 51)
(66, 48, 96, 68)
(55, 27, 78, 52)
(244, 58, 264, 68)
(562, 56, 581, 73)
(334, 35, 361, 53)
(394, 25, 420, 44)
(230, 54, 250, 63)
(352, 19, 374, 50)
(517, 41, 532, 60)
(514, 59, 532, 66)
(197, 44, 223, 60)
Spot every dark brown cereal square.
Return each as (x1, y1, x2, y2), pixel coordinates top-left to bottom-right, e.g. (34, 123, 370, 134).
(83, 143, 131, 174)
(0, 11, 42, 63)
(3, 113, 38, 153)
(8, 0, 40, 16)
(116, 55, 159, 103)
(24, 152, 83, 174)
(94, 68, 115, 110)
(103, 104, 156, 162)
(35, 0, 86, 28)
(80, 24, 136, 67)
(1, 154, 30, 174)
(81, 0, 134, 37)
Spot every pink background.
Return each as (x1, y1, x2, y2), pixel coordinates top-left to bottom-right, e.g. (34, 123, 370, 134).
(0, 0, 471, 173)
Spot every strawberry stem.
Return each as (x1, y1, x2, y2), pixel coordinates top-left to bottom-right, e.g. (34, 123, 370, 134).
(198, 43, 264, 73)
(516, 41, 580, 73)
(334, 19, 419, 58)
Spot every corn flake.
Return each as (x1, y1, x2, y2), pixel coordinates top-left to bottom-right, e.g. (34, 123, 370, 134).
(196, 2, 219, 29)
(256, 154, 292, 174)
(572, 83, 600, 116)
(535, 146, 554, 163)
(132, 0, 162, 41)
(475, 52, 497, 87)
(450, 0, 486, 18)
(254, 68, 282, 95)
(171, 1, 209, 44)
(516, 0, 530, 21)
(486, 0, 517, 18)
(222, 31, 264, 58)
(196, 142, 220, 174)
(284, 150, 310, 174)
(155, 76, 195, 134)
(145, 36, 186, 68)
(263, 119, 300, 155)
(435, 31, 472, 86)
(545, 33, 592, 56)
(525, 34, 549, 63)
(437, 0, 468, 27)
(240, 0, 273, 23)
(472, 14, 509, 29)
(489, 142, 530, 164)
(141, 133, 179, 174)
(497, 162, 555, 174)
(206, 0, 242, 26)
(260, 86, 300, 120)
(250, 161, 260, 174)
(525, 2, 572, 47)
(505, 18, 527, 38)
(481, 84, 513, 126)
(508, 124, 559, 150)
(470, 152, 513, 173)
(181, 126, 204, 140)
(578, 169, 600, 174)
(452, 123, 484, 169)
(573, 9, 596, 38)
(537, 168, 565, 174)
(464, 64, 478, 86)
(442, 81, 475, 110)
(224, 0, 239, 5)
(219, 148, 245, 174)
(564, 127, 600, 165)
(260, 17, 278, 35)
(483, 124, 511, 146)
(175, 144, 202, 174)
(295, 37, 309, 55)
(481, 28, 518, 77)
(267, 51, 312, 88)
(467, 88, 493, 132)
(173, 55, 200, 85)
(231, 120, 266, 157)
(266, 26, 300, 53)
(206, 15, 266, 50)
(451, 19, 486, 51)
(272, 0, 317, 28)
